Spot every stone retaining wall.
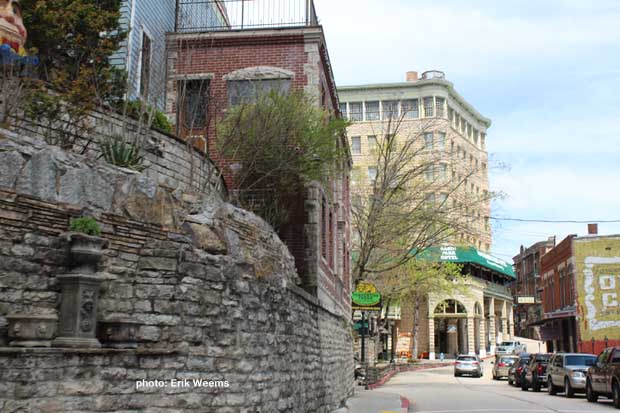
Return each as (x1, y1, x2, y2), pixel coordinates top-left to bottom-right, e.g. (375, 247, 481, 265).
(0, 130, 353, 412)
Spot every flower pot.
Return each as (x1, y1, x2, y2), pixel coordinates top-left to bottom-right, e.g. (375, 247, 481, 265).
(66, 232, 108, 274)
(6, 314, 58, 347)
(98, 319, 140, 349)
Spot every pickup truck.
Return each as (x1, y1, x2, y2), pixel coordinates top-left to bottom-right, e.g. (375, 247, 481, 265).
(496, 341, 527, 355)
(586, 346, 620, 408)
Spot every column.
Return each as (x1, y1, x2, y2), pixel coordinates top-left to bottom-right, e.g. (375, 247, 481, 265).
(501, 300, 509, 341)
(488, 297, 496, 354)
(467, 317, 476, 356)
(508, 303, 515, 338)
(479, 316, 487, 357)
(428, 317, 436, 360)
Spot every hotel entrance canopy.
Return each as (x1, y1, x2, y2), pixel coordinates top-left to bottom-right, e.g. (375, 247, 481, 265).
(416, 246, 516, 279)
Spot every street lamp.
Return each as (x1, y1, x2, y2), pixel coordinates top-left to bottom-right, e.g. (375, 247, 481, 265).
(591, 337, 596, 353)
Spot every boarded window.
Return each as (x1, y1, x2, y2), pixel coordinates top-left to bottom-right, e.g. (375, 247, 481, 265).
(227, 79, 291, 106)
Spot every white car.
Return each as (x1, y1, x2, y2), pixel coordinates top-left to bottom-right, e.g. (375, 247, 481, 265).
(496, 341, 527, 355)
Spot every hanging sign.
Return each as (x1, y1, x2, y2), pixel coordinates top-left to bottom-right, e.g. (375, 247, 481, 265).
(352, 281, 381, 311)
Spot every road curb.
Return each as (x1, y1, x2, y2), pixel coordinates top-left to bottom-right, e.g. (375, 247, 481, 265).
(366, 363, 452, 390)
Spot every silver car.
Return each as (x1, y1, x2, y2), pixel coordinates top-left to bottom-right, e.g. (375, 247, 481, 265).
(547, 352, 597, 397)
(492, 354, 519, 380)
(454, 355, 482, 378)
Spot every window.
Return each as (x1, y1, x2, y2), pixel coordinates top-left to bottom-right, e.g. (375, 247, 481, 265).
(368, 166, 377, 181)
(460, 117, 466, 134)
(180, 79, 210, 129)
(367, 135, 377, 150)
(351, 136, 361, 154)
(139, 31, 152, 98)
(481, 132, 486, 148)
(365, 101, 380, 120)
(339, 103, 347, 118)
(438, 192, 448, 207)
(454, 113, 460, 129)
(473, 129, 479, 146)
(228, 79, 291, 106)
(439, 163, 447, 179)
(436, 132, 446, 151)
(423, 97, 434, 117)
(349, 102, 363, 121)
(382, 100, 399, 120)
(467, 123, 472, 138)
(402, 99, 419, 119)
(425, 166, 434, 181)
(424, 132, 433, 150)
(448, 106, 454, 123)
(425, 193, 435, 206)
(435, 97, 445, 117)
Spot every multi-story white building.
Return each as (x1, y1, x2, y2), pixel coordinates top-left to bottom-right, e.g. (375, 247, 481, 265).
(340, 71, 515, 360)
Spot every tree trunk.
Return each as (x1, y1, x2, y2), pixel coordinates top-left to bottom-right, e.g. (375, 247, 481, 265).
(409, 295, 421, 359)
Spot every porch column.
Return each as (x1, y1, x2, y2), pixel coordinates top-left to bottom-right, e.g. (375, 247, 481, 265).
(428, 317, 435, 360)
(488, 297, 496, 354)
(501, 300, 509, 341)
(467, 317, 476, 356)
(508, 303, 515, 338)
(479, 316, 487, 357)
(447, 319, 458, 357)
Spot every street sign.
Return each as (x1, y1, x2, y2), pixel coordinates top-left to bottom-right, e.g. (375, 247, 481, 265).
(517, 296, 536, 304)
(352, 281, 381, 311)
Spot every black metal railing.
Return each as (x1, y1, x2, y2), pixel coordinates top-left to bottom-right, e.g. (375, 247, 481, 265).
(175, 0, 318, 32)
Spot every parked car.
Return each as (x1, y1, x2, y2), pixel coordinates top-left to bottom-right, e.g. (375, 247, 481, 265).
(454, 355, 483, 378)
(547, 352, 596, 397)
(521, 353, 551, 392)
(497, 340, 527, 355)
(492, 354, 519, 380)
(508, 353, 530, 386)
(586, 346, 620, 408)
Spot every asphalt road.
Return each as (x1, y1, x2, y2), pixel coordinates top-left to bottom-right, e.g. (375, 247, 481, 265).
(379, 359, 617, 413)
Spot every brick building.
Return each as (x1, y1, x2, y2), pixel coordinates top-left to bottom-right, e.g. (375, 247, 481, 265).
(164, 0, 352, 316)
(540, 226, 620, 354)
(512, 237, 555, 339)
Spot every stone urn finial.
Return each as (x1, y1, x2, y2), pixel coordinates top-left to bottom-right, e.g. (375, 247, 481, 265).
(0, 0, 27, 56)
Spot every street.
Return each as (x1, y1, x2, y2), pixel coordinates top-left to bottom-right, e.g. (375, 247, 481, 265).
(377, 360, 617, 413)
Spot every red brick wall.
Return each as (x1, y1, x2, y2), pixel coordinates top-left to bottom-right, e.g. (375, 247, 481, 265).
(541, 235, 574, 313)
(166, 31, 349, 310)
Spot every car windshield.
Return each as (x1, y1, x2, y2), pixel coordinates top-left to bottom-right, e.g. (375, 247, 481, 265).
(500, 342, 515, 346)
(457, 356, 477, 361)
(535, 354, 550, 362)
(500, 357, 517, 365)
(566, 355, 596, 366)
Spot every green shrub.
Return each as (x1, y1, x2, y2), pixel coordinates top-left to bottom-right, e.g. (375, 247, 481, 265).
(125, 100, 172, 133)
(98, 135, 145, 172)
(69, 217, 101, 236)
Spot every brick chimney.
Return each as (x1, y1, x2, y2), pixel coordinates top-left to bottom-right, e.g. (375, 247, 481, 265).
(405, 71, 418, 82)
(588, 223, 598, 235)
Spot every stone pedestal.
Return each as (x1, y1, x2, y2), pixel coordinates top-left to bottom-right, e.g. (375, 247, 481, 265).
(428, 317, 435, 360)
(52, 274, 102, 348)
(6, 314, 58, 347)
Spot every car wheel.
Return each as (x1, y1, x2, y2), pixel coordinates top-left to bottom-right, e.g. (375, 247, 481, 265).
(521, 379, 529, 391)
(492, 373, 498, 380)
(548, 377, 556, 395)
(532, 377, 541, 392)
(586, 380, 598, 403)
(613, 381, 620, 409)
(564, 377, 574, 398)
(508, 378, 513, 385)
(454, 373, 460, 377)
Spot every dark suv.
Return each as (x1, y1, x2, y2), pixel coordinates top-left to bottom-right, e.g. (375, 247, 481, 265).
(586, 346, 620, 408)
(522, 353, 551, 392)
(508, 353, 530, 386)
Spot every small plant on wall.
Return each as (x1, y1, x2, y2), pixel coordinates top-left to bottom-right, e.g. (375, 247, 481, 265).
(69, 216, 102, 236)
(98, 135, 146, 172)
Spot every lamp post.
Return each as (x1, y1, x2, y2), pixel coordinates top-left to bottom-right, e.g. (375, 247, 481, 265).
(605, 335, 609, 348)
(591, 337, 596, 353)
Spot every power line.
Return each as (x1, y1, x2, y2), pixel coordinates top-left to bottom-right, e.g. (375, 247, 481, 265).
(488, 216, 620, 224)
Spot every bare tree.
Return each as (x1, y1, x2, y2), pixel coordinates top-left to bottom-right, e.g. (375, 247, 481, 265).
(351, 111, 496, 283)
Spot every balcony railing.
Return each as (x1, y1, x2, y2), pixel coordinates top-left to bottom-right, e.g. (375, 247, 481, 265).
(175, 0, 318, 32)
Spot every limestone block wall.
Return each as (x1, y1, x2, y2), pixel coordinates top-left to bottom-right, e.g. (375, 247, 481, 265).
(0, 131, 353, 412)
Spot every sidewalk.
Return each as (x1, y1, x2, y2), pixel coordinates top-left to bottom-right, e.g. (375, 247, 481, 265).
(342, 386, 409, 413)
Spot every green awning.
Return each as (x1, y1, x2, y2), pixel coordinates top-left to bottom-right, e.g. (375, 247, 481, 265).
(416, 245, 516, 279)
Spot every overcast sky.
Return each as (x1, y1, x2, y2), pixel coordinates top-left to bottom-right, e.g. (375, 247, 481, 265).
(314, 0, 620, 262)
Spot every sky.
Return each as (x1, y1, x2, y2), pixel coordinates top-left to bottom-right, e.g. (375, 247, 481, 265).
(313, 0, 620, 263)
